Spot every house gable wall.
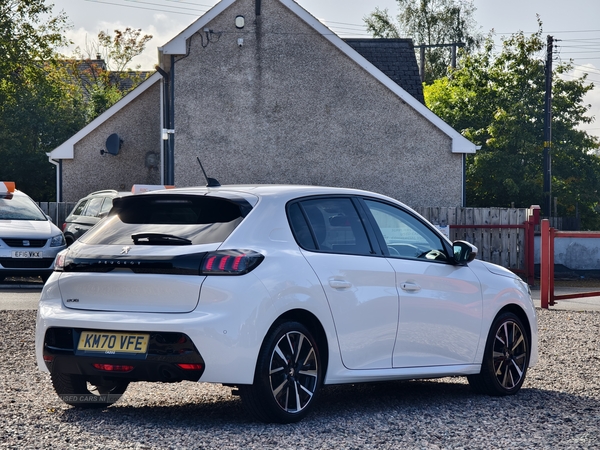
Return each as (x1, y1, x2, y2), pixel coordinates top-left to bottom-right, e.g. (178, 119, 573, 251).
(61, 82, 161, 202)
(173, 0, 461, 206)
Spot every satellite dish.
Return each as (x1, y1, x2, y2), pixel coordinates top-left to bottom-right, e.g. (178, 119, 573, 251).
(104, 133, 123, 156)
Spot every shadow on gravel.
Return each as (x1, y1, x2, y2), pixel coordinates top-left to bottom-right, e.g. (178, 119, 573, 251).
(0, 276, 44, 286)
(55, 378, 598, 433)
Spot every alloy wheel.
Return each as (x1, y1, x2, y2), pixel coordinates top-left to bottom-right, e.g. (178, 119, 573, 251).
(268, 331, 319, 413)
(492, 319, 528, 389)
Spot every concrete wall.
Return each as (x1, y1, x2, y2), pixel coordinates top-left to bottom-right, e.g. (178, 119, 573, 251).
(535, 236, 600, 270)
(173, 0, 462, 207)
(61, 82, 161, 202)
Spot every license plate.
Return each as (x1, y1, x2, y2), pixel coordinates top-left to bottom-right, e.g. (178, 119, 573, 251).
(12, 251, 42, 258)
(77, 331, 149, 354)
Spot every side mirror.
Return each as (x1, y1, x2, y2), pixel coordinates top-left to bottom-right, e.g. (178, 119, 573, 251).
(453, 240, 477, 265)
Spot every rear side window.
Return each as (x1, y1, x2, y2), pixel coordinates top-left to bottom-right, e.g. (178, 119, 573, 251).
(288, 197, 373, 255)
(80, 194, 251, 246)
(99, 197, 114, 215)
(83, 197, 105, 217)
(288, 203, 317, 250)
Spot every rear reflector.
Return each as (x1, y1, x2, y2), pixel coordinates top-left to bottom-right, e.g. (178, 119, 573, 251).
(176, 363, 204, 370)
(93, 363, 134, 372)
(43, 355, 54, 362)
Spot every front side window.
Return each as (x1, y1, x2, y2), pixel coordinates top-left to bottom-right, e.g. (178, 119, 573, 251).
(288, 197, 372, 255)
(71, 199, 88, 216)
(364, 200, 447, 262)
(80, 195, 250, 246)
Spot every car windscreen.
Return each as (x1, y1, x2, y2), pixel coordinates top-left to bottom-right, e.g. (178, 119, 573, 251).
(79, 194, 251, 246)
(0, 195, 47, 221)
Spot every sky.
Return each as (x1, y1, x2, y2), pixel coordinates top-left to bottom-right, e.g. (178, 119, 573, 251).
(49, 0, 600, 139)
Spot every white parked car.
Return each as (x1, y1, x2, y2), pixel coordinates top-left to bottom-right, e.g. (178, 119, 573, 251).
(0, 182, 66, 282)
(36, 185, 538, 423)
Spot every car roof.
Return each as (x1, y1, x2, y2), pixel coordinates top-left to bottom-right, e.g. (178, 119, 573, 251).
(84, 190, 132, 198)
(142, 184, 401, 205)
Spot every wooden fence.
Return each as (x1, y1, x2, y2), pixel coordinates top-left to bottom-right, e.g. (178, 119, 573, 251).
(414, 206, 532, 273)
(38, 202, 77, 230)
(39, 202, 534, 273)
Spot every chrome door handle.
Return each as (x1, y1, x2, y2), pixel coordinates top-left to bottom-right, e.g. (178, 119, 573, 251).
(401, 282, 421, 292)
(329, 278, 352, 289)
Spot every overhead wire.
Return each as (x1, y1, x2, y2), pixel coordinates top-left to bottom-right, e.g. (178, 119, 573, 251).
(79, 1, 600, 82)
(83, 0, 209, 15)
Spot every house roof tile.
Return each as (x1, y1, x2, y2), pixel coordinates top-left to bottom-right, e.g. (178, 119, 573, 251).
(344, 39, 424, 104)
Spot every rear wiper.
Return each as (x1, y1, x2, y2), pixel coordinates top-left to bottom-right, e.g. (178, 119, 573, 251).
(131, 233, 192, 245)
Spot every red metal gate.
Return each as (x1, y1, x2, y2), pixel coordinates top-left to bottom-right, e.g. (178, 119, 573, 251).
(539, 219, 600, 308)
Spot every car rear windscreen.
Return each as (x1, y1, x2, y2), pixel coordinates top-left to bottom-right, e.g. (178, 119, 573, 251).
(79, 194, 251, 246)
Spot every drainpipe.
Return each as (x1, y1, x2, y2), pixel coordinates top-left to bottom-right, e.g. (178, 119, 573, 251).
(48, 157, 62, 202)
(156, 63, 172, 185)
(462, 154, 466, 207)
(168, 55, 175, 185)
(159, 72, 165, 184)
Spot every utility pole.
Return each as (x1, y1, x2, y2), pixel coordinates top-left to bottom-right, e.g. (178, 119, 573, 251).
(415, 42, 465, 83)
(543, 35, 553, 218)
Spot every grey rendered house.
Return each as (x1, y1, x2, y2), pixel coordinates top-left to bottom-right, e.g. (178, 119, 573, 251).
(48, 0, 476, 206)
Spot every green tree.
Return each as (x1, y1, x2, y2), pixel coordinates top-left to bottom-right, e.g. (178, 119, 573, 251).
(0, 0, 86, 200)
(68, 28, 152, 119)
(365, 0, 482, 83)
(424, 23, 600, 228)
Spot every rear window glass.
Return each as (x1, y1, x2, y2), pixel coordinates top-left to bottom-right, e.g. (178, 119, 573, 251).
(79, 195, 250, 245)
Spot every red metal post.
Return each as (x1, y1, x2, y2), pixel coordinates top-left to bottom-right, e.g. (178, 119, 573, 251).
(540, 219, 550, 309)
(526, 206, 541, 286)
(549, 227, 555, 306)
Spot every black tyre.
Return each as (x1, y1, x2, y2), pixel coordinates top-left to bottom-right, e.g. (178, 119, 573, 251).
(239, 321, 322, 423)
(51, 372, 129, 408)
(468, 312, 530, 396)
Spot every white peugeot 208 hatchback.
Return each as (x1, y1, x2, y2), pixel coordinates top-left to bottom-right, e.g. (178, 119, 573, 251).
(36, 185, 538, 423)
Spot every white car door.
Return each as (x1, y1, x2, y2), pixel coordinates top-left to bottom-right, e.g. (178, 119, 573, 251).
(288, 197, 398, 370)
(361, 199, 483, 368)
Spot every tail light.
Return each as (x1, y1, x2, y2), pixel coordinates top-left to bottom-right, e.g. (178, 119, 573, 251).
(62, 223, 67, 232)
(201, 250, 264, 275)
(54, 250, 68, 271)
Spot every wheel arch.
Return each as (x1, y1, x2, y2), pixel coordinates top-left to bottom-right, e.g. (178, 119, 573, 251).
(260, 308, 330, 380)
(64, 233, 75, 246)
(495, 304, 532, 344)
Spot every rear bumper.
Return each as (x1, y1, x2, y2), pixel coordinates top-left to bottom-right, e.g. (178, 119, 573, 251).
(42, 327, 205, 383)
(35, 274, 274, 385)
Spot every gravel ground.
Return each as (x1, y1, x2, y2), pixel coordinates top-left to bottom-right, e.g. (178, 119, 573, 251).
(1, 309, 599, 450)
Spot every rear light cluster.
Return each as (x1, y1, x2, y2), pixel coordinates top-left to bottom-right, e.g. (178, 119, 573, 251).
(53, 249, 264, 276)
(201, 250, 264, 275)
(54, 250, 68, 271)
